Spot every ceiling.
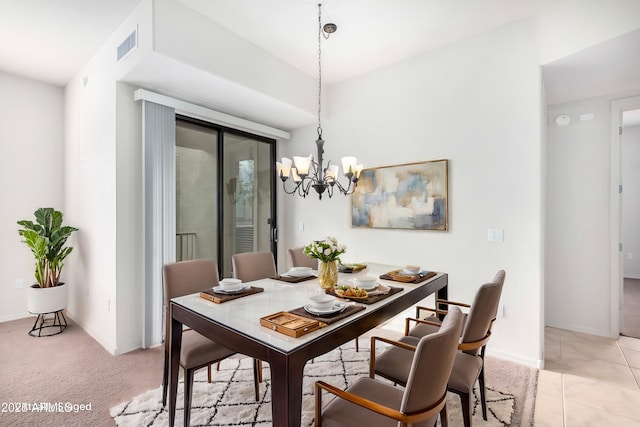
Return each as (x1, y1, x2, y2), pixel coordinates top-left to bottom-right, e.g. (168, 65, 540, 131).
(1, 0, 638, 116)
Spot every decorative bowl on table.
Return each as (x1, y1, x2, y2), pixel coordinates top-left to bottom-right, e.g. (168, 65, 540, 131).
(219, 278, 243, 291)
(288, 266, 313, 277)
(402, 265, 421, 275)
(354, 275, 377, 290)
(309, 294, 335, 311)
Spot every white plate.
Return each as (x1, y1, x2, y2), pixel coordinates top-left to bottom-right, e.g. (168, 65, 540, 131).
(212, 284, 250, 295)
(304, 302, 347, 316)
(401, 269, 420, 275)
(286, 269, 313, 278)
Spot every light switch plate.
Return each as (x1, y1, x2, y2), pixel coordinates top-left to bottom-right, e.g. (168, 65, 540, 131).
(488, 229, 504, 242)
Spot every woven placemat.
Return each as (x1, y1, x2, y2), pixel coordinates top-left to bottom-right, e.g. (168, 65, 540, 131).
(379, 270, 437, 284)
(325, 285, 404, 305)
(199, 286, 264, 304)
(288, 304, 366, 325)
(271, 275, 316, 283)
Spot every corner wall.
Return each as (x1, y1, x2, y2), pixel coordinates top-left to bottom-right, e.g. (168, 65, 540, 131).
(546, 94, 640, 336)
(279, 19, 543, 366)
(0, 71, 64, 322)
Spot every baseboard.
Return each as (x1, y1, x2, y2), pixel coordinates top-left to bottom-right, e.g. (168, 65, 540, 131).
(0, 312, 34, 323)
(487, 348, 541, 369)
(65, 312, 119, 355)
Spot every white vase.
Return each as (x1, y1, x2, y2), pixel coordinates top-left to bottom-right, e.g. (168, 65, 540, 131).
(27, 283, 68, 314)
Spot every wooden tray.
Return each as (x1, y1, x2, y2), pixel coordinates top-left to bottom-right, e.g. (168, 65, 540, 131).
(260, 312, 323, 337)
(382, 270, 437, 283)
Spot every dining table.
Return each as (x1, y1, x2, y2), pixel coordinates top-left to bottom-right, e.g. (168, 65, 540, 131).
(167, 262, 448, 427)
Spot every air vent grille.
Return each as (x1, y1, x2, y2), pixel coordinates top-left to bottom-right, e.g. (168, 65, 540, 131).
(117, 26, 137, 62)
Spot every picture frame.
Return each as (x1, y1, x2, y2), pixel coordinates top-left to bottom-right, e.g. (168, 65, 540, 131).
(351, 159, 448, 231)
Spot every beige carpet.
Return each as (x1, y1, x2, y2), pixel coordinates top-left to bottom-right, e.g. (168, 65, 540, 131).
(0, 315, 536, 427)
(111, 341, 537, 426)
(0, 316, 163, 427)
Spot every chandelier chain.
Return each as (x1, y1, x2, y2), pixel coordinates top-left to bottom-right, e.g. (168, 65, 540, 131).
(317, 3, 323, 135)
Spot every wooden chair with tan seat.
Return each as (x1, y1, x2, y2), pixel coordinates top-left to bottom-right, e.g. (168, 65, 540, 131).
(231, 251, 277, 282)
(314, 306, 464, 427)
(162, 259, 262, 427)
(288, 246, 318, 269)
(372, 270, 505, 427)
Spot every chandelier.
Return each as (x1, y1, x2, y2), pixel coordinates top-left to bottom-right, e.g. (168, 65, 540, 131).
(276, 3, 362, 200)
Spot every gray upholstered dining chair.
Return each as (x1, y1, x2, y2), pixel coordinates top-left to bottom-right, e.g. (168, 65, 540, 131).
(231, 251, 277, 282)
(315, 306, 464, 427)
(162, 259, 262, 427)
(288, 246, 318, 269)
(373, 270, 505, 427)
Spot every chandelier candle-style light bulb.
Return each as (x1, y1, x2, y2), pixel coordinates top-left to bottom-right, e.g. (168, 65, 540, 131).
(341, 156, 357, 176)
(275, 3, 361, 199)
(277, 157, 292, 179)
(326, 164, 339, 182)
(293, 155, 313, 176)
(291, 168, 302, 183)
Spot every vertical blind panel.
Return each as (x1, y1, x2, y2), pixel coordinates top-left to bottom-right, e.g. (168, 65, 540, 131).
(142, 100, 176, 348)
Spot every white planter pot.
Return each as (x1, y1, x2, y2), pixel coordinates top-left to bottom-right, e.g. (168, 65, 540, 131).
(27, 283, 68, 314)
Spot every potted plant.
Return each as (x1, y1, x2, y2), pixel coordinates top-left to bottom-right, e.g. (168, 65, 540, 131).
(17, 207, 78, 314)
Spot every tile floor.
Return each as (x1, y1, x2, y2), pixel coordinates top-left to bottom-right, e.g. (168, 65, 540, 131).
(535, 327, 640, 426)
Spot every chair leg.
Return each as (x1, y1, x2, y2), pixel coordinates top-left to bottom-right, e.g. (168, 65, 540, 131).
(440, 403, 448, 427)
(207, 364, 212, 383)
(355, 337, 359, 352)
(184, 368, 195, 427)
(460, 391, 472, 427)
(478, 367, 487, 421)
(162, 348, 169, 406)
(253, 359, 261, 401)
(216, 361, 220, 371)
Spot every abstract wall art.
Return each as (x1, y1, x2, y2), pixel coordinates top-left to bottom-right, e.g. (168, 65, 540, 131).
(351, 159, 448, 231)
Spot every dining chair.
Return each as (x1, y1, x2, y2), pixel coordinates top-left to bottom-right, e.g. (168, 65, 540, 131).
(288, 246, 318, 269)
(162, 259, 262, 427)
(231, 251, 277, 282)
(373, 270, 505, 427)
(315, 306, 464, 427)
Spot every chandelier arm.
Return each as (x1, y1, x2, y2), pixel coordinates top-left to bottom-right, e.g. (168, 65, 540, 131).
(281, 179, 302, 195)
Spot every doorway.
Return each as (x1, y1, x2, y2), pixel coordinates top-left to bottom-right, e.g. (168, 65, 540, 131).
(621, 107, 640, 337)
(611, 97, 640, 338)
(175, 116, 277, 278)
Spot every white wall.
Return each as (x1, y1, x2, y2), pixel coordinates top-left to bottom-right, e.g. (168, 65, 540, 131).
(0, 71, 64, 322)
(278, 20, 543, 366)
(538, 0, 640, 65)
(623, 123, 640, 278)
(546, 96, 634, 335)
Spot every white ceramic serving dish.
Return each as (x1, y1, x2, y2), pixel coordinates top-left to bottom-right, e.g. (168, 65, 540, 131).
(354, 275, 377, 290)
(219, 278, 243, 291)
(403, 265, 421, 275)
(289, 266, 313, 277)
(309, 294, 335, 311)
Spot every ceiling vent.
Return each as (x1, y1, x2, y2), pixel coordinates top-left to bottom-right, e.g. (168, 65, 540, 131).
(117, 25, 138, 62)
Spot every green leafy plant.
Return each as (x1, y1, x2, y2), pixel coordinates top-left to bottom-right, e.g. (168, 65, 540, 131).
(303, 237, 346, 263)
(17, 208, 78, 288)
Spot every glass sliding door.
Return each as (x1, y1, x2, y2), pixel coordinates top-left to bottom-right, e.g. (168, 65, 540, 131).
(221, 133, 275, 277)
(175, 116, 276, 278)
(175, 121, 219, 262)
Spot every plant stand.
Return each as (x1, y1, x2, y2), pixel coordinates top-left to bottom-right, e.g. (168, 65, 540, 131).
(28, 310, 67, 337)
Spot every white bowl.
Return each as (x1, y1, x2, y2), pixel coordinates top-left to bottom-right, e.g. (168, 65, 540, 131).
(403, 265, 421, 275)
(219, 278, 243, 291)
(309, 294, 335, 310)
(289, 266, 312, 277)
(354, 275, 377, 290)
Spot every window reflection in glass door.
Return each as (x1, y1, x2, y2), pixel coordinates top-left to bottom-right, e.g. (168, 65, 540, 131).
(175, 117, 276, 278)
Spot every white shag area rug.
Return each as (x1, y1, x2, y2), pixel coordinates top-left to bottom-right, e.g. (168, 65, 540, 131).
(111, 342, 514, 426)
